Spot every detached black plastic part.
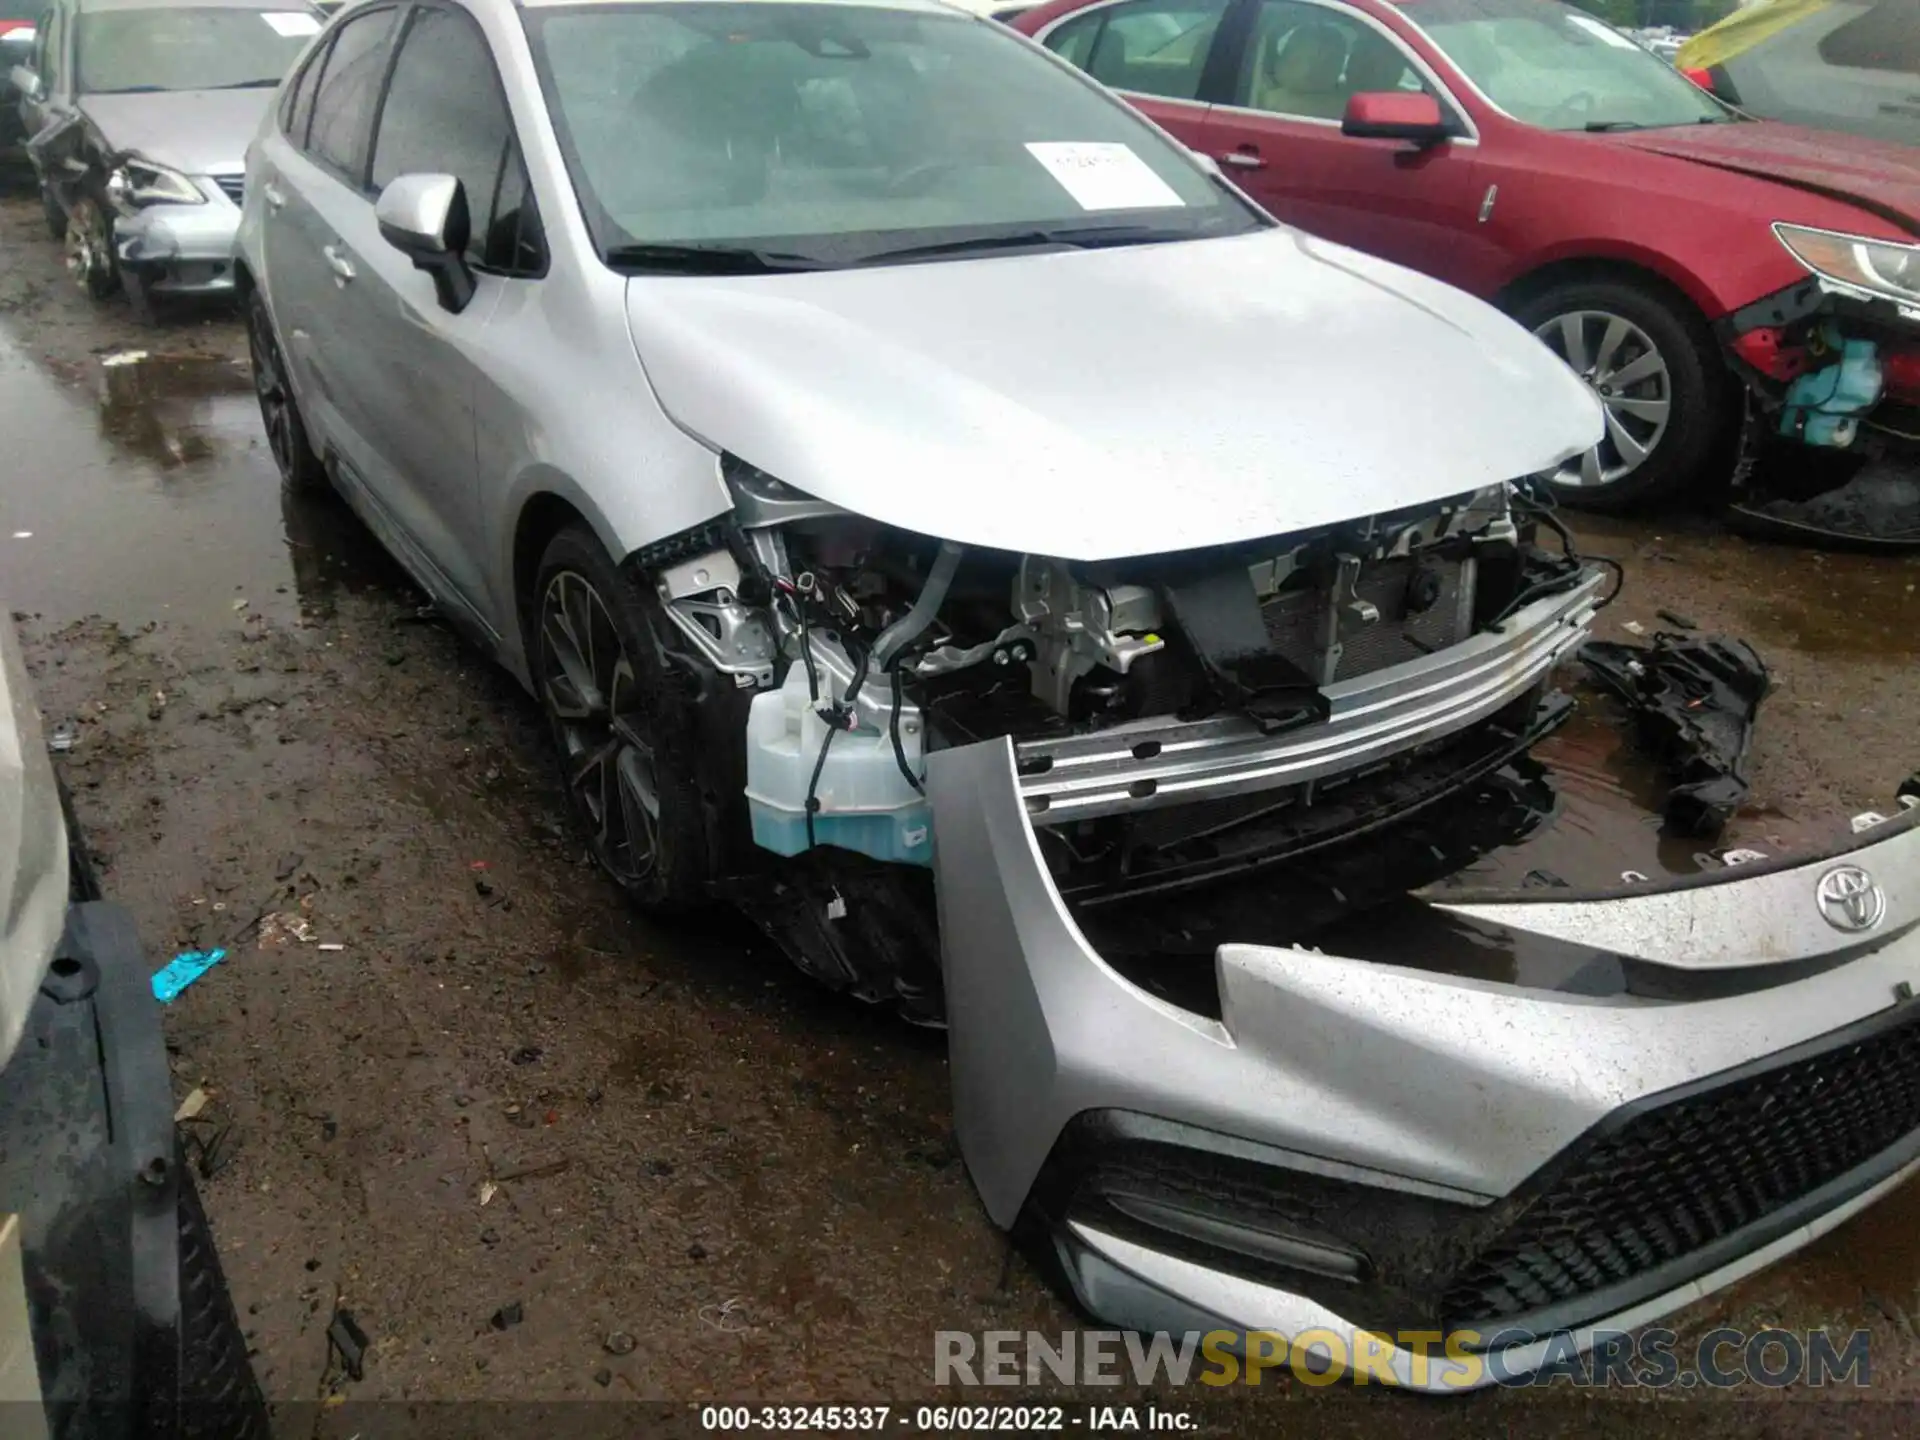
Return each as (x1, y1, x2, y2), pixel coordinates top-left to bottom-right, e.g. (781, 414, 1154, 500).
(0, 901, 266, 1440)
(1581, 634, 1770, 840)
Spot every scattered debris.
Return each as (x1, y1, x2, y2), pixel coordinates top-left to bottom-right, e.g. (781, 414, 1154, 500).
(494, 1157, 569, 1184)
(327, 1308, 369, 1382)
(479, 1180, 498, 1207)
(510, 1046, 542, 1066)
(183, 1119, 237, 1179)
(1721, 848, 1770, 867)
(475, 877, 495, 898)
(147, 690, 167, 720)
(604, 1332, 637, 1357)
(152, 948, 228, 1003)
(174, 1086, 211, 1122)
(470, 860, 491, 871)
(1656, 608, 1698, 631)
(275, 853, 304, 881)
(47, 721, 76, 753)
(100, 350, 149, 367)
(1581, 633, 1770, 840)
(231, 598, 249, 613)
(593, 1368, 613, 1388)
(1854, 811, 1892, 833)
(697, 1297, 749, 1333)
(317, 942, 346, 952)
(687, 1242, 708, 1261)
(258, 912, 316, 946)
(1621, 620, 1646, 636)
(490, 1301, 524, 1331)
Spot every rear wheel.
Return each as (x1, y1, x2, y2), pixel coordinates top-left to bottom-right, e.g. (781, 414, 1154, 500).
(247, 290, 326, 490)
(533, 525, 718, 913)
(1513, 277, 1734, 511)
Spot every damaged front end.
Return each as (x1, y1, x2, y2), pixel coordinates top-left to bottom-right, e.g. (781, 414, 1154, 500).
(1722, 229, 1920, 548)
(929, 725, 1920, 1389)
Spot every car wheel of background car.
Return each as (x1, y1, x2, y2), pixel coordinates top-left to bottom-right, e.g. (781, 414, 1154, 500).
(1515, 277, 1733, 511)
(62, 195, 119, 301)
(534, 524, 717, 913)
(246, 291, 327, 492)
(39, 180, 66, 242)
(176, 1158, 271, 1440)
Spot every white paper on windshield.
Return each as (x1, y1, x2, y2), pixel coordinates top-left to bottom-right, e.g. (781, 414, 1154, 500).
(1565, 12, 1641, 49)
(1025, 143, 1185, 212)
(263, 11, 322, 36)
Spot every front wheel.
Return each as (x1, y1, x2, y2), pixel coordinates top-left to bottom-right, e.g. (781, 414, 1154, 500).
(1513, 277, 1735, 511)
(63, 195, 118, 301)
(533, 525, 719, 913)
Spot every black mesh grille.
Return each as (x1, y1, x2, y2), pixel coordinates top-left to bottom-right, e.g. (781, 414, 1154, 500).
(213, 174, 244, 204)
(1443, 1009, 1920, 1327)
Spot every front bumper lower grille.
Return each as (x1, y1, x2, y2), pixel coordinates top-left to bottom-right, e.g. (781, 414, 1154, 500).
(1442, 1000, 1920, 1328)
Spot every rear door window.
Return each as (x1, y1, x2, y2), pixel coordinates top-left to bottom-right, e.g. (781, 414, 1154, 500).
(1042, 0, 1229, 100)
(305, 3, 397, 182)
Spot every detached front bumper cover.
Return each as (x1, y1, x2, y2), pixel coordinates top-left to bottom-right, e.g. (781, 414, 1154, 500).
(929, 684, 1920, 1388)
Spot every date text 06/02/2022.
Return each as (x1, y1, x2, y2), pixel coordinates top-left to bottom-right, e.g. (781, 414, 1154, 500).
(699, 1405, 1197, 1431)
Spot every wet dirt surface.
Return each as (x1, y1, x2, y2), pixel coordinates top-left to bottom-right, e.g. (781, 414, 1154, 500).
(4, 182, 1920, 1434)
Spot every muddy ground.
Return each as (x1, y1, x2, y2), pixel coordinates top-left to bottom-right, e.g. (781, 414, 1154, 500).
(4, 182, 1920, 1436)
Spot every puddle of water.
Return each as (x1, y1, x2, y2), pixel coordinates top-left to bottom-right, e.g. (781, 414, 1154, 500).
(0, 334, 405, 633)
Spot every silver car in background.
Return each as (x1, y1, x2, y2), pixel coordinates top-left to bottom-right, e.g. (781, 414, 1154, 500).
(9, 0, 321, 316)
(236, 0, 1920, 1388)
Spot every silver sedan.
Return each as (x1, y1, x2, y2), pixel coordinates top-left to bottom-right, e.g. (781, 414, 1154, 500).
(235, 0, 1920, 1389)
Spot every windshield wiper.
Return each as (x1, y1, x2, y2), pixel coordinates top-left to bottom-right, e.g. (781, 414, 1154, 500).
(853, 225, 1192, 267)
(88, 84, 167, 94)
(207, 78, 281, 89)
(1583, 119, 1648, 132)
(602, 242, 828, 275)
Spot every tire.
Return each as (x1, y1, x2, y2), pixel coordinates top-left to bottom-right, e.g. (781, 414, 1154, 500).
(532, 524, 719, 913)
(1512, 277, 1735, 512)
(39, 178, 66, 241)
(246, 290, 327, 491)
(63, 195, 119, 301)
(176, 1161, 270, 1440)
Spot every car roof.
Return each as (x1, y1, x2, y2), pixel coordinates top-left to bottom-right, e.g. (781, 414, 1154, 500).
(516, 0, 962, 13)
(72, 0, 316, 13)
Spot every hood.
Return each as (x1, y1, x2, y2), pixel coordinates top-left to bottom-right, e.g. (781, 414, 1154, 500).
(77, 88, 273, 176)
(624, 230, 1602, 560)
(1608, 121, 1920, 235)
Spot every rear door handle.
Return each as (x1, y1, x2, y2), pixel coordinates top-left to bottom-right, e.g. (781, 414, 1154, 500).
(262, 181, 286, 209)
(322, 244, 356, 283)
(1218, 150, 1266, 171)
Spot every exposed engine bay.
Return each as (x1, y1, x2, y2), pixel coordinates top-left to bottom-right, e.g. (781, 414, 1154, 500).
(641, 458, 1609, 1019)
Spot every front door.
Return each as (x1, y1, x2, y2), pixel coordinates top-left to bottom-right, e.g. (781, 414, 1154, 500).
(1195, 0, 1499, 294)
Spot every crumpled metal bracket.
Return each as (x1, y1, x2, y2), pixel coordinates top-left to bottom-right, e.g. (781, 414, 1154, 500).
(1581, 632, 1770, 840)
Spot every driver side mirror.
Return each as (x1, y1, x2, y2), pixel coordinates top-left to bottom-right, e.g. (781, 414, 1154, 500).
(375, 172, 476, 314)
(9, 65, 43, 103)
(1341, 91, 1450, 146)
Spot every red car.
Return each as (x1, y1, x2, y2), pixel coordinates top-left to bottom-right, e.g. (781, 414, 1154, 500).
(1015, 0, 1920, 519)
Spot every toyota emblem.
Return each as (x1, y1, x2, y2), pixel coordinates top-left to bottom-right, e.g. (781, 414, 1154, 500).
(1816, 865, 1887, 934)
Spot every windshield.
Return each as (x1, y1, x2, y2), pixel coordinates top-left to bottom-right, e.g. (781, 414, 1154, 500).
(1407, 0, 1731, 130)
(522, 2, 1259, 270)
(77, 6, 319, 94)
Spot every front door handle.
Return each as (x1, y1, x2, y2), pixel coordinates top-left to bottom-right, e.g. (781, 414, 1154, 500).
(323, 244, 356, 283)
(262, 181, 286, 210)
(1218, 149, 1266, 171)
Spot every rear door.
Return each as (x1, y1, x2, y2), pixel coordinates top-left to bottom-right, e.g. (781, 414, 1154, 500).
(336, 0, 534, 621)
(256, 2, 399, 460)
(1193, 0, 1496, 291)
(1035, 0, 1234, 150)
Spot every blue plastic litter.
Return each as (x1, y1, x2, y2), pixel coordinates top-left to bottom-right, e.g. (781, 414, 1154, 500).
(151, 948, 228, 1004)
